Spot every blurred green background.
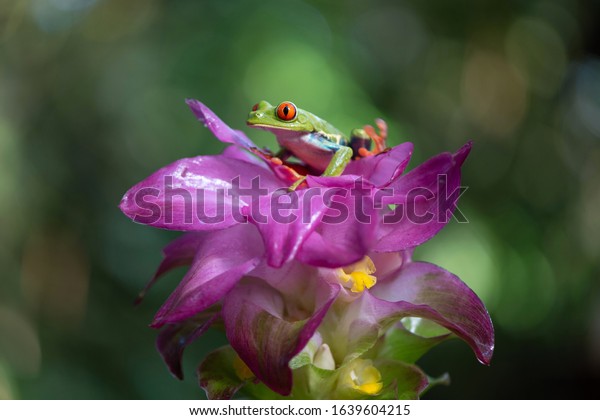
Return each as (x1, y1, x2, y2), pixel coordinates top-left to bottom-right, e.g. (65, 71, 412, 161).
(1, 0, 599, 399)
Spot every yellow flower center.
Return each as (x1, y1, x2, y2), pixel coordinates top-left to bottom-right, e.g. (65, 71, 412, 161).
(337, 256, 377, 293)
(345, 359, 383, 395)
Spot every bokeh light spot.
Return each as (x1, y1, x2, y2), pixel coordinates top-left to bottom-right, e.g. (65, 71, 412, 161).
(494, 249, 557, 333)
(462, 50, 528, 138)
(0, 306, 41, 376)
(21, 232, 90, 330)
(506, 17, 567, 98)
(574, 61, 600, 138)
(0, 362, 17, 399)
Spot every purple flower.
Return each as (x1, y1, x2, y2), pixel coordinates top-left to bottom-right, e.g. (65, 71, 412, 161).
(120, 100, 470, 269)
(223, 251, 493, 398)
(119, 99, 492, 399)
(150, 230, 493, 398)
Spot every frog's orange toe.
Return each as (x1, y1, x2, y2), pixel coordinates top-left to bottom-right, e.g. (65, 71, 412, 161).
(363, 119, 388, 155)
(375, 118, 388, 140)
(358, 147, 374, 158)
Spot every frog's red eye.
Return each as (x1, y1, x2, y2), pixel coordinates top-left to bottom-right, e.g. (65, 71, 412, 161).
(252, 103, 259, 111)
(276, 101, 297, 121)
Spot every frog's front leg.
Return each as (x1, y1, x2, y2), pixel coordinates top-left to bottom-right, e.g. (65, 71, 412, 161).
(288, 146, 353, 191)
(323, 146, 353, 176)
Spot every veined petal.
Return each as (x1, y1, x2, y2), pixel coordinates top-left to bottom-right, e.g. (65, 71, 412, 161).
(119, 155, 285, 231)
(198, 345, 253, 400)
(296, 186, 378, 268)
(186, 99, 257, 150)
(156, 312, 219, 379)
(373, 360, 429, 400)
(136, 232, 206, 304)
(249, 258, 319, 295)
(243, 188, 321, 268)
(246, 186, 373, 268)
(375, 142, 472, 251)
(344, 142, 414, 187)
(222, 277, 340, 396)
(366, 260, 494, 365)
(151, 224, 264, 327)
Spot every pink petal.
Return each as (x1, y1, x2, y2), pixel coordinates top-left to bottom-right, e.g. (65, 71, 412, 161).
(151, 224, 264, 327)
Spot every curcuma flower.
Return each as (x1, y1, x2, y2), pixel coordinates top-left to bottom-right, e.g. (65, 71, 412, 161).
(149, 231, 493, 399)
(120, 100, 469, 269)
(120, 99, 494, 399)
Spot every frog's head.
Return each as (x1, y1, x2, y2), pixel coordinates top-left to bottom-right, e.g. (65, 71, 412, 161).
(247, 100, 316, 134)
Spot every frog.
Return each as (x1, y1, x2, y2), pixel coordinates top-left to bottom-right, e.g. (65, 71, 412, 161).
(247, 100, 387, 189)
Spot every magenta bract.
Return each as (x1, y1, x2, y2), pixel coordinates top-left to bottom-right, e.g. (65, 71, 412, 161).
(120, 99, 493, 399)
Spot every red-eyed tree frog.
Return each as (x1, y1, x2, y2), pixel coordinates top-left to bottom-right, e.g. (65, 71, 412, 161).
(247, 100, 388, 189)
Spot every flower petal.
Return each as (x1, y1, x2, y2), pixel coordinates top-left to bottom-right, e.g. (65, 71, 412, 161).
(222, 277, 340, 395)
(119, 155, 285, 231)
(378, 324, 451, 364)
(373, 360, 429, 400)
(135, 232, 206, 304)
(334, 359, 428, 400)
(375, 142, 472, 251)
(186, 99, 257, 150)
(296, 186, 378, 268)
(198, 345, 250, 400)
(151, 224, 264, 327)
(243, 188, 319, 268)
(222, 145, 268, 168)
(344, 142, 414, 187)
(304, 174, 363, 189)
(367, 260, 494, 365)
(245, 177, 380, 268)
(246, 186, 373, 268)
(156, 312, 218, 379)
(188, 100, 314, 185)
